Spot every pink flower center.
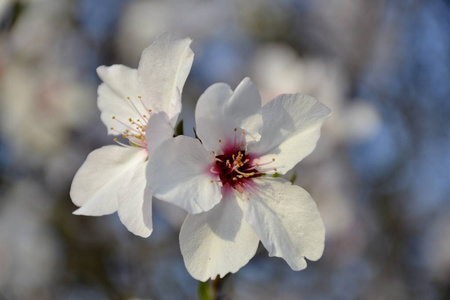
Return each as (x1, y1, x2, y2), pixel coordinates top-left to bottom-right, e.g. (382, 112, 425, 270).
(213, 149, 262, 193)
(208, 128, 278, 196)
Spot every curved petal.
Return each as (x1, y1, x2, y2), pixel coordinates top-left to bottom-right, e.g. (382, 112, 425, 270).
(180, 194, 259, 281)
(248, 94, 331, 174)
(195, 78, 263, 152)
(97, 65, 145, 135)
(117, 161, 153, 237)
(145, 112, 174, 156)
(138, 33, 194, 126)
(243, 177, 325, 270)
(147, 136, 221, 214)
(71, 145, 147, 216)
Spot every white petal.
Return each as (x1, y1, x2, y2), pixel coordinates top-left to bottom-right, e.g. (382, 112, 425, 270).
(243, 177, 325, 270)
(147, 136, 221, 214)
(97, 65, 144, 135)
(180, 194, 259, 281)
(71, 145, 147, 216)
(145, 112, 174, 156)
(117, 160, 153, 237)
(195, 78, 263, 152)
(248, 94, 331, 174)
(138, 33, 194, 126)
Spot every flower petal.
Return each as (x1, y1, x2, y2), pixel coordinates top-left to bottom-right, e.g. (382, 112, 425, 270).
(147, 136, 221, 214)
(195, 78, 263, 152)
(243, 177, 325, 270)
(71, 145, 147, 216)
(97, 65, 144, 135)
(180, 194, 259, 281)
(145, 112, 174, 156)
(138, 33, 194, 126)
(117, 160, 153, 237)
(248, 94, 331, 174)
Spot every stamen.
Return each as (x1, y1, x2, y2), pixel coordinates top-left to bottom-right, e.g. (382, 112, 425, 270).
(137, 95, 151, 113)
(113, 137, 131, 148)
(126, 96, 146, 121)
(113, 117, 142, 135)
(238, 130, 245, 149)
(254, 158, 276, 168)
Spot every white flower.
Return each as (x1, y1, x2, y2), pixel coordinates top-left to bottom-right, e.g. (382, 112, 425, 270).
(147, 78, 331, 280)
(70, 33, 194, 237)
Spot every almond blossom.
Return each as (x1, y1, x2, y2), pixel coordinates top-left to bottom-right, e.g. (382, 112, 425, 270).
(70, 33, 194, 237)
(147, 78, 331, 280)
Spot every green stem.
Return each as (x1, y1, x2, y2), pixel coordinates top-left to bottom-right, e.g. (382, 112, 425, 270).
(198, 281, 212, 300)
(198, 276, 221, 300)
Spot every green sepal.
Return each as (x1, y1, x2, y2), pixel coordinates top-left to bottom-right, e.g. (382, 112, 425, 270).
(289, 172, 297, 183)
(175, 119, 184, 137)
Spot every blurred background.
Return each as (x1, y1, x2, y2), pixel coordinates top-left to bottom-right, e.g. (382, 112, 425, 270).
(0, 0, 449, 299)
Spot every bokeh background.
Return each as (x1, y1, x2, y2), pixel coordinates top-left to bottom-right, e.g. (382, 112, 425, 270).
(1, 0, 449, 299)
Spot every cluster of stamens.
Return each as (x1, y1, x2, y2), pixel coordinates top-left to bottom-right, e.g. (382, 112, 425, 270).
(110, 95, 153, 148)
(210, 129, 276, 198)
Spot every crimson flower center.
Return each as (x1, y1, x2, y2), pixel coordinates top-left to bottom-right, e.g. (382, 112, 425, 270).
(213, 149, 261, 193)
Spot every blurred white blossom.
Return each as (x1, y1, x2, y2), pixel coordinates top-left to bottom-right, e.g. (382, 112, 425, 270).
(0, 180, 61, 296)
(0, 61, 96, 166)
(116, 0, 236, 64)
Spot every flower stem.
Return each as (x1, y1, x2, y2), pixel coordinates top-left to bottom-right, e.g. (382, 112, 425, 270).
(198, 276, 222, 300)
(198, 280, 212, 300)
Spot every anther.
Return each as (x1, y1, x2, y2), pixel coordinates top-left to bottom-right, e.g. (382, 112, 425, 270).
(218, 139, 222, 143)
(234, 128, 237, 132)
(112, 116, 116, 119)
